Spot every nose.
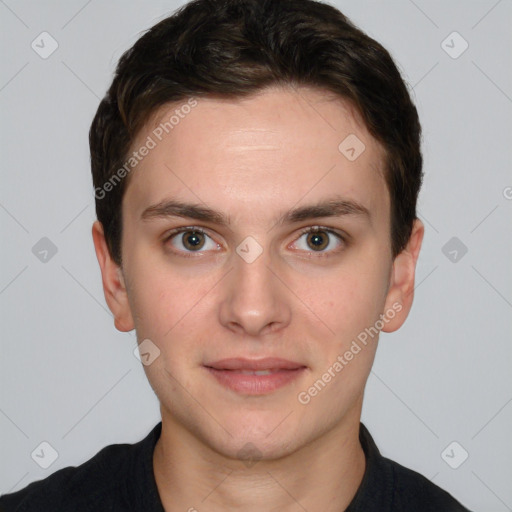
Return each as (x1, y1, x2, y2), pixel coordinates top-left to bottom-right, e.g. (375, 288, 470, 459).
(218, 246, 292, 337)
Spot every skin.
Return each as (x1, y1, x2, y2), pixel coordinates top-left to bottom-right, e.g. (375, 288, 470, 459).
(92, 84, 424, 511)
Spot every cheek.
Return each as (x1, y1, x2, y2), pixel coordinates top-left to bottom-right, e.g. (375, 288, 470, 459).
(124, 256, 176, 337)
(296, 268, 384, 410)
(296, 260, 389, 340)
(126, 258, 216, 350)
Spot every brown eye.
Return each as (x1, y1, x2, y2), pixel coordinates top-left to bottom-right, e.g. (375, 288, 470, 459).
(181, 231, 206, 251)
(292, 227, 345, 255)
(306, 231, 329, 251)
(166, 228, 220, 256)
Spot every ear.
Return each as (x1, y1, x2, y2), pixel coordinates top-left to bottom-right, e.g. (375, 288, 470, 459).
(92, 220, 135, 332)
(381, 218, 424, 333)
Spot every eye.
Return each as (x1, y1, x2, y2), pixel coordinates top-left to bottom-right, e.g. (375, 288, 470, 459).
(291, 227, 345, 254)
(165, 227, 220, 254)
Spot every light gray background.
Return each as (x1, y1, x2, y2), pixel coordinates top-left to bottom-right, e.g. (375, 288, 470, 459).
(1, 1, 511, 510)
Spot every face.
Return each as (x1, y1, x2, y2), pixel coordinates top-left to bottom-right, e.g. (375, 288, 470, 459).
(93, 85, 423, 461)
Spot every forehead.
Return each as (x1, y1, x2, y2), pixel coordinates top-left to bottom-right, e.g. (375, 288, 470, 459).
(123, 85, 389, 229)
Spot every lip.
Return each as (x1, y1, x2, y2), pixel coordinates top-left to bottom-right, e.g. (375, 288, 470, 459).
(205, 357, 305, 371)
(204, 358, 307, 395)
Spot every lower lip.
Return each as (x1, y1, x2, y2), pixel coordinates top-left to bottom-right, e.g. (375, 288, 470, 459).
(204, 367, 306, 395)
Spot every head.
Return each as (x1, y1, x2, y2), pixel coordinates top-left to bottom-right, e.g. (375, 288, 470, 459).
(91, 0, 424, 460)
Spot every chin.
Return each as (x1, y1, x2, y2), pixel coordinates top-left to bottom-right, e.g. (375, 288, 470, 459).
(204, 411, 308, 462)
(214, 434, 299, 465)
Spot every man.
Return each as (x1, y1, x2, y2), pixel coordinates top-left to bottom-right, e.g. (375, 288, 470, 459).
(0, 0, 472, 510)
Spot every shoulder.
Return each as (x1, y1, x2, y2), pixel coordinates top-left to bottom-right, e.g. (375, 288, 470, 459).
(352, 423, 473, 512)
(0, 427, 160, 512)
(0, 442, 132, 512)
(387, 457, 471, 511)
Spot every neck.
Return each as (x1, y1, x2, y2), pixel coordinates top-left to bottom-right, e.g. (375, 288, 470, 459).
(153, 407, 366, 512)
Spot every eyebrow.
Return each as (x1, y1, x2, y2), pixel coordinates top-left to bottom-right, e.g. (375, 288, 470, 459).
(140, 196, 371, 226)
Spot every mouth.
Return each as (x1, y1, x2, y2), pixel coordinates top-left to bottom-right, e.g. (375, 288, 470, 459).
(224, 369, 283, 375)
(203, 357, 307, 395)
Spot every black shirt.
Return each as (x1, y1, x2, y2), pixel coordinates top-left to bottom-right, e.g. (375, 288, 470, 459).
(0, 422, 472, 511)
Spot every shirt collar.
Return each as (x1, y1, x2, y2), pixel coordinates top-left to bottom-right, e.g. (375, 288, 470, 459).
(346, 422, 394, 511)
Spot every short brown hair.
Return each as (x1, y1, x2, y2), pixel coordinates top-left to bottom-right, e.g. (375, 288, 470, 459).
(90, 0, 423, 266)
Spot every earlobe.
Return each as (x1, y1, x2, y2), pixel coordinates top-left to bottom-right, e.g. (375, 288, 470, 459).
(382, 219, 424, 333)
(91, 221, 135, 332)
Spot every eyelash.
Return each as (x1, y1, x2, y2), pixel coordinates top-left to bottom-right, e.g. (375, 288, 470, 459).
(163, 225, 347, 259)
